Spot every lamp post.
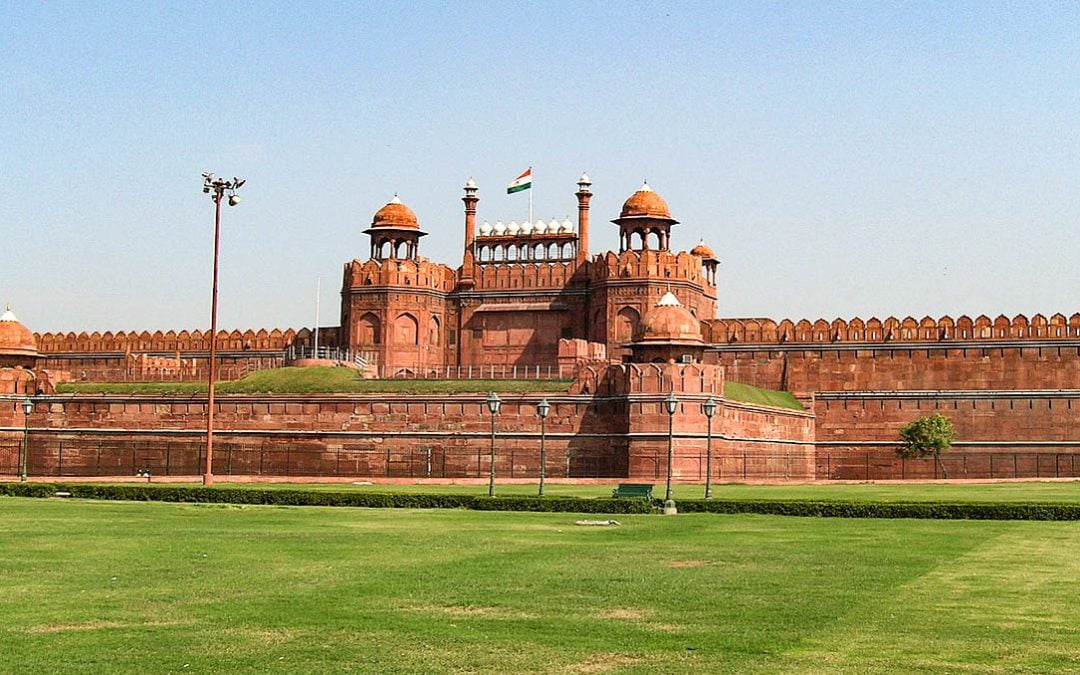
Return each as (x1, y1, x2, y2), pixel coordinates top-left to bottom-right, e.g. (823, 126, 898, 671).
(663, 393, 679, 506)
(20, 398, 33, 483)
(702, 396, 717, 499)
(486, 392, 502, 497)
(536, 398, 550, 496)
(200, 173, 244, 487)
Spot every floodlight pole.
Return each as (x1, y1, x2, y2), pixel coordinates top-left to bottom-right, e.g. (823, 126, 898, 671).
(201, 173, 244, 487)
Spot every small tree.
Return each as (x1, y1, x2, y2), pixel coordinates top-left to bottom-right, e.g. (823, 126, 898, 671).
(897, 413, 956, 478)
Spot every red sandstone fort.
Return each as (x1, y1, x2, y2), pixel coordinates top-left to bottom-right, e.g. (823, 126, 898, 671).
(3, 177, 1080, 481)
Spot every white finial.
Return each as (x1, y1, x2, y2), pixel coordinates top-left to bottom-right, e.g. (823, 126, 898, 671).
(0, 306, 18, 322)
(578, 172, 591, 184)
(656, 291, 681, 307)
(639, 181, 652, 193)
(464, 177, 477, 190)
(389, 194, 402, 204)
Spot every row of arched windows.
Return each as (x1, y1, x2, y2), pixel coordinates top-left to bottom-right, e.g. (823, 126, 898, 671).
(476, 241, 576, 262)
(354, 312, 441, 347)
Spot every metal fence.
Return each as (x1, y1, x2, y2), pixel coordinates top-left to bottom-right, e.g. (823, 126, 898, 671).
(3, 435, 1079, 481)
(283, 346, 575, 380)
(818, 450, 1080, 481)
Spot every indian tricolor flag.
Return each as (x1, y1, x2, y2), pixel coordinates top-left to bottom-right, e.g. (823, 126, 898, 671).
(506, 167, 532, 194)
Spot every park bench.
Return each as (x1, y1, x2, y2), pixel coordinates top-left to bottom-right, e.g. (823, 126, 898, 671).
(611, 483, 654, 499)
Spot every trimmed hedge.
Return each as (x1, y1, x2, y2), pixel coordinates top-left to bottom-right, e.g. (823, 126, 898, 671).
(2, 484, 1078, 520)
(673, 498, 1080, 521)
(0, 483, 653, 515)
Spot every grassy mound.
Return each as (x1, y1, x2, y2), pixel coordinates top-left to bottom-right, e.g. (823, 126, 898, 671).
(55, 367, 572, 395)
(724, 381, 804, 410)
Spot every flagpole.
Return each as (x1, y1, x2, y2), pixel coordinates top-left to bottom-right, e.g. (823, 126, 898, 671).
(528, 166, 533, 224)
(314, 276, 321, 357)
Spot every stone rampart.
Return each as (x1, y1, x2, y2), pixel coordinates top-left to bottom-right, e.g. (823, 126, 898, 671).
(713, 344, 1080, 396)
(710, 313, 1080, 345)
(814, 390, 1080, 479)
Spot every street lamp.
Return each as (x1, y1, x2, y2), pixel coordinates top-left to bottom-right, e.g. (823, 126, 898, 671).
(486, 392, 502, 497)
(200, 172, 244, 487)
(536, 398, 551, 496)
(702, 396, 718, 499)
(20, 398, 33, 483)
(663, 393, 679, 506)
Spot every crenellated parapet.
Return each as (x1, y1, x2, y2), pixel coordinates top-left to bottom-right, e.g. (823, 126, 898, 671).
(343, 257, 457, 293)
(710, 312, 1080, 345)
(588, 249, 714, 289)
(35, 327, 304, 354)
(470, 259, 581, 292)
(569, 362, 724, 397)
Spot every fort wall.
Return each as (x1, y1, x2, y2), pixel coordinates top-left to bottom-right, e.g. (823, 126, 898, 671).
(814, 391, 1080, 479)
(0, 378, 813, 481)
(713, 344, 1080, 396)
(709, 313, 1080, 345)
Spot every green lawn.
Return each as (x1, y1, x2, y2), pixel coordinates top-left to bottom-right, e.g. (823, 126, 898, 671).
(723, 381, 804, 410)
(0, 499, 1076, 673)
(55, 367, 572, 395)
(176, 479, 1080, 503)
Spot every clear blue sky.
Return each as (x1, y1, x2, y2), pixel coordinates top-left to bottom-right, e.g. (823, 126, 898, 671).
(3, 1, 1078, 332)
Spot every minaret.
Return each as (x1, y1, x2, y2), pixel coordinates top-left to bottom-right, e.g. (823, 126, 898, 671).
(460, 178, 479, 288)
(462, 177, 478, 252)
(575, 173, 591, 264)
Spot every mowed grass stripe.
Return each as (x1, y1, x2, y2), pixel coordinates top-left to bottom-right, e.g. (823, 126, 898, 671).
(766, 524, 1080, 673)
(2, 499, 1077, 672)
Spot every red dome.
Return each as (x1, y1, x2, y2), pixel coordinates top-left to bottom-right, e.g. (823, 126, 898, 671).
(690, 240, 718, 261)
(371, 196, 419, 229)
(620, 182, 672, 220)
(0, 309, 39, 357)
(637, 293, 703, 344)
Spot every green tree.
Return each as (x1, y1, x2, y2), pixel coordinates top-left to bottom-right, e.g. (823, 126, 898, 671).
(896, 413, 956, 478)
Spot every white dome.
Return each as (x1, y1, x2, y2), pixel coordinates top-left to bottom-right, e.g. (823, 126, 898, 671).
(479, 221, 492, 236)
(548, 219, 559, 232)
(533, 220, 547, 234)
(520, 220, 534, 235)
(507, 220, 520, 234)
(494, 221, 507, 235)
(578, 173, 590, 184)
(560, 218, 573, 233)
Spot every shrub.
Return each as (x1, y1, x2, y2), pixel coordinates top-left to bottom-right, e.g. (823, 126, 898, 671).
(0, 483, 653, 514)
(3, 484, 1078, 520)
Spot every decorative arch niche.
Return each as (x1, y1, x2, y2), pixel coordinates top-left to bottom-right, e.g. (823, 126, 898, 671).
(394, 313, 419, 345)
